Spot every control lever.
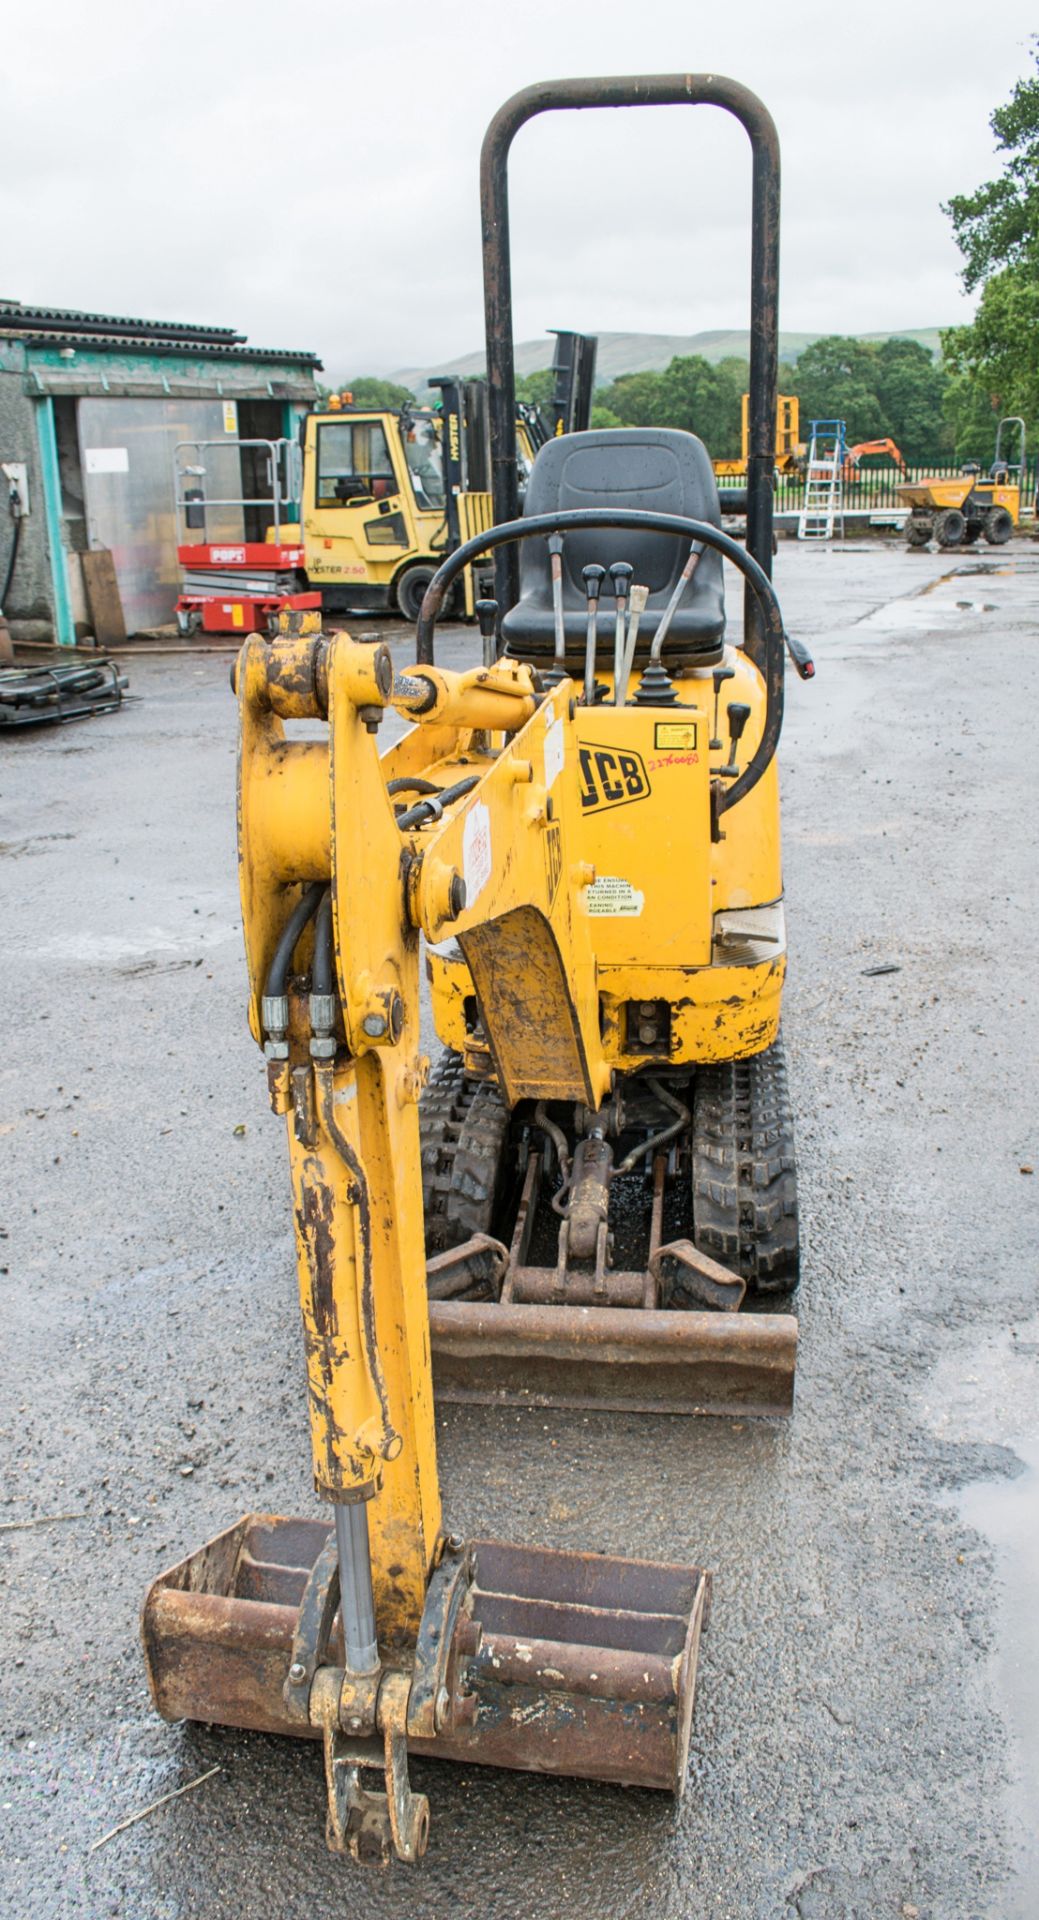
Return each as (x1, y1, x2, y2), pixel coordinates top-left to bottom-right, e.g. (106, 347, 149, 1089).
(784, 630, 815, 680)
(543, 534, 568, 686)
(710, 665, 736, 749)
(581, 564, 606, 705)
(608, 561, 633, 704)
(618, 584, 649, 705)
(475, 599, 499, 669)
(719, 701, 751, 778)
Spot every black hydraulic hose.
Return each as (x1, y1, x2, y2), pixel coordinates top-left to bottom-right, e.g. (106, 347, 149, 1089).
(615, 1078, 690, 1176)
(414, 507, 789, 814)
(386, 776, 441, 797)
(395, 774, 480, 831)
(1, 511, 21, 611)
(311, 887, 335, 997)
(264, 881, 324, 1000)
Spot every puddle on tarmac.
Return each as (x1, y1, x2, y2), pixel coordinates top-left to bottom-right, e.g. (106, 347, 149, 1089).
(956, 1438, 1039, 1918)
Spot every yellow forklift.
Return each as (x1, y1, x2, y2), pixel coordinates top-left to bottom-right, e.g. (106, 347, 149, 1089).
(142, 72, 812, 1865)
(176, 334, 596, 631)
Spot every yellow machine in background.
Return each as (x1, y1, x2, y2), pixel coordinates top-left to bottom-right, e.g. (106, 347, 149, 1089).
(900, 416, 1024, 548)
(713, 391, 800, 481)
(141, 72, 813, 1868)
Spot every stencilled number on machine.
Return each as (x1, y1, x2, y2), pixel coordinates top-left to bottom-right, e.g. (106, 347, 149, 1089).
(577, 744, 650, 813)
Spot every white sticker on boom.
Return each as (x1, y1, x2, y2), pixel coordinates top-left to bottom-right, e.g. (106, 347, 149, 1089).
(544, 716, 565, 789)
(463, 802, 492, 907)
(586, 875, 644, 917)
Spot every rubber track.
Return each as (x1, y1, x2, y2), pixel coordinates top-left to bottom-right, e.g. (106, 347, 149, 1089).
(419, 1049, 509, 1254)
(692, 1033, 800, 1293)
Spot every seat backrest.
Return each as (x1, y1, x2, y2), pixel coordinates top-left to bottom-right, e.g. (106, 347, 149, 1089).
(500, 427, 725, 667)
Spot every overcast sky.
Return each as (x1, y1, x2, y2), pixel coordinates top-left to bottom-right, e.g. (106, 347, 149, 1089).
(4, 1, 1036, 379)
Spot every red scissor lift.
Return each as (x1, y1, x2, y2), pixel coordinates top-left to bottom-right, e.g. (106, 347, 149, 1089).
(174, 437, 320, 637)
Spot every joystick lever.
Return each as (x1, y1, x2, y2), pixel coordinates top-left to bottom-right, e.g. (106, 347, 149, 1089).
(475, 598, 499, 669)
(720, 701, 751, 778)
(581, 564, 607, 705)
(710, 665, 736, 749)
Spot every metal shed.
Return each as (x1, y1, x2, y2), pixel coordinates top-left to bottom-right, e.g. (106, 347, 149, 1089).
(0, 302, 322, 644)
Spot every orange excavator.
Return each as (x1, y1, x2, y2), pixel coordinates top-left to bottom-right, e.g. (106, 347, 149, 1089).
(842, 438, 907, 482)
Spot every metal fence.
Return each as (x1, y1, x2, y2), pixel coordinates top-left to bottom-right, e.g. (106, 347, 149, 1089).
(773, 459, 1038, 516)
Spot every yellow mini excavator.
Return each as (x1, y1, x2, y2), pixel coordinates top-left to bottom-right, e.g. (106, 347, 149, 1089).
(141, 73, 814, 1865)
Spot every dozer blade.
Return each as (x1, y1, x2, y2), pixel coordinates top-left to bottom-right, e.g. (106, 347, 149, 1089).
(142, 1515, 709, 1797)
(429, 1300, 798, 1418)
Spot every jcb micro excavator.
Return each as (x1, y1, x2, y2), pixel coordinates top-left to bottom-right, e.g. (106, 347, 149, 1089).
(142, 73, 812, 1864)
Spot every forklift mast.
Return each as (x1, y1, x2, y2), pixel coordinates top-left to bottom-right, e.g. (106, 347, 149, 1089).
(548, 329, 598, 436)
(427, 377, 490, 550)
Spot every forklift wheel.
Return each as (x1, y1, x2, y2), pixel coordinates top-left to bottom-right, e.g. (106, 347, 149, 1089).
(983, 506, 1014, 546)
(934, 508, 966, 550)
(396, 566, 457, 623)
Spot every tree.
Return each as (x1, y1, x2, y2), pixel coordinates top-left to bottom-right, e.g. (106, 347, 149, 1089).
(787, 335, 949, 460)
(872, 338, 951, 462)
(940, 42, 1039, 449)
(789, 336, 889, 445)
(337, 376, 416, 409)
(514, 368, 556, 410)
(944, 40, 1039, 290)
(595, 355, 743, 456)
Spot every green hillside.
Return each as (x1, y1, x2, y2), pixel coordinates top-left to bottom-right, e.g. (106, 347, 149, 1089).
(391, 327, 945, 398)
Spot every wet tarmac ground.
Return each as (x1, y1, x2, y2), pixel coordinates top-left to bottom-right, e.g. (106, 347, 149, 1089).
(1, 537, 1037, 1919)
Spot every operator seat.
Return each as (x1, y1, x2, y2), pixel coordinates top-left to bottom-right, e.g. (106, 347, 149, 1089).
(501, 427, 726, 670)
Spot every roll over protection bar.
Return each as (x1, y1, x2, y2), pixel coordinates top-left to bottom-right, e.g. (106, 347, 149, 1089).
(479, 74, 781, 633)
(414, 507, 790, 815)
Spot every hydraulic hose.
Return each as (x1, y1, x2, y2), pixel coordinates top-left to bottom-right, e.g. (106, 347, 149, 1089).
(395, 774, 480, 831)
(264, 881, 324, 1001)
(615, 1078, 690, 1176)
(311, 887, 335, 998)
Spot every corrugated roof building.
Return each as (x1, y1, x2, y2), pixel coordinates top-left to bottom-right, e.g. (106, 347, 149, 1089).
(0, 301, 322, 643)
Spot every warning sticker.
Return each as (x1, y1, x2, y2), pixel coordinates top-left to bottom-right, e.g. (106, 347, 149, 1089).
(654, 720, 699, 750)
(586, 874, 644, 917)
(462, 801, 492, 907)
(544, 716, 565, 789)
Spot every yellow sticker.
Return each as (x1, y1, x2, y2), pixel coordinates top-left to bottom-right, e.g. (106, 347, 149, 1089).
(654, 720, 698, 750)
(223, 400, 239, 435)
(231, 604, 244, 628)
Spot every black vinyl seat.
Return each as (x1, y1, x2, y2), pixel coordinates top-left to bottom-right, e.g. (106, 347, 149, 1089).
(501, 427, 726, 669)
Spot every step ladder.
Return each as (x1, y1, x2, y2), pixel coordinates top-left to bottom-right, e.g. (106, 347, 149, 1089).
(798, 419, 846, 540)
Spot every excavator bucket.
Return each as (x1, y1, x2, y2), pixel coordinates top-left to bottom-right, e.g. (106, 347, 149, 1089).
(142, 1516, 709, 1803)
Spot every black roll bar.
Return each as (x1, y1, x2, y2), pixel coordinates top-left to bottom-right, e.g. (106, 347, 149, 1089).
(414, 507, 788, 816)
(479, 75, 781, 631)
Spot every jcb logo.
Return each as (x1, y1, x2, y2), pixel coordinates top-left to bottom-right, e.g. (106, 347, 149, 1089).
(577, 744, 650, 813)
